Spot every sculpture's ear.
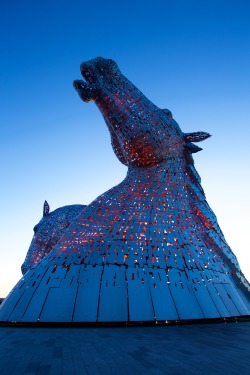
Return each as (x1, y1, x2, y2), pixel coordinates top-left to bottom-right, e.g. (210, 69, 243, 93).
(184, 142, 203, 153)
(184, 132, 211, 142)
(43, 200, 50, 216)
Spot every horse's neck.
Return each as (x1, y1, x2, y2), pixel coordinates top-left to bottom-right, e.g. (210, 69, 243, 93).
(124, 157, 190, 197)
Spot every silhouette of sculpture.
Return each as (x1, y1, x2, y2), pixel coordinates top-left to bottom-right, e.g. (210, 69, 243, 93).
(21, 201, 85, 275)
(0, 57, 249, 323)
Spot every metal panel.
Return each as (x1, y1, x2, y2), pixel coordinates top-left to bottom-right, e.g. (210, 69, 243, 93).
(22, 285, 50, 322)
(147, 268, 178, 320)
(188, 269, 219, 318)
(0, 279, 26, 321)
(223, 283, 250, 316)
(73, 265, 102, 322)
(127, 267, 154, 321)
(36, 263, 79, 322)
(8, 266, 49, 321)
(201, 271, 230, 317)
(39, 286, 77, 322)
(23, 265, 76, 322)
(98, 265, 128, 322)
(232, 286, 250, 315)
(168, 268, 204, 319)
(213, 283, 240, 316)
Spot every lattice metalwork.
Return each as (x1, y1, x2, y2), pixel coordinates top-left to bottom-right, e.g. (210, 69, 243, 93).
(0, 57, 249, 323)
(21, 202, 85, 275)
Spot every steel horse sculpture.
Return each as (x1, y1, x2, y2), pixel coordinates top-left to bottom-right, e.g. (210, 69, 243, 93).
(0, 57, 249, 323)
(21, 201, 85, 275)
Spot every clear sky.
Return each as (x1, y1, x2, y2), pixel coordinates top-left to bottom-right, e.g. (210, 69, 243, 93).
(0, 0, 249, 297)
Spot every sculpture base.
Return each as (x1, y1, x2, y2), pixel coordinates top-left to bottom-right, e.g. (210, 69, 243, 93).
(1, 315, 250, 328)
(1, 262, 250, 323)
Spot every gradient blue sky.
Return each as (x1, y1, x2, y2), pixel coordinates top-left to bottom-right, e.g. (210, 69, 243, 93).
(1, 0, 249, 297)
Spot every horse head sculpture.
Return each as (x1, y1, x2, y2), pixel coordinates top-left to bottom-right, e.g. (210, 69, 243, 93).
(73, 57, 209, 167)
(21, 201, 85, 274)
(1, 57, 249, 324)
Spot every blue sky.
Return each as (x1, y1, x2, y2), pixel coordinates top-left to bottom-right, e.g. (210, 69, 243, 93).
(0, 0, 250, 297)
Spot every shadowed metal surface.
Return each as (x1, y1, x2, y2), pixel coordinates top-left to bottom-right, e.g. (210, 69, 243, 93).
(0, 57, 249, 323)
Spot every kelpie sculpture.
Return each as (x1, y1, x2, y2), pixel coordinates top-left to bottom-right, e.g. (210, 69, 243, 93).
(1, 57, 249, 323)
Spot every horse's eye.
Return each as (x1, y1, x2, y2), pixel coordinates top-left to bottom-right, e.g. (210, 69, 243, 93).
(33, 226, 38, 234)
